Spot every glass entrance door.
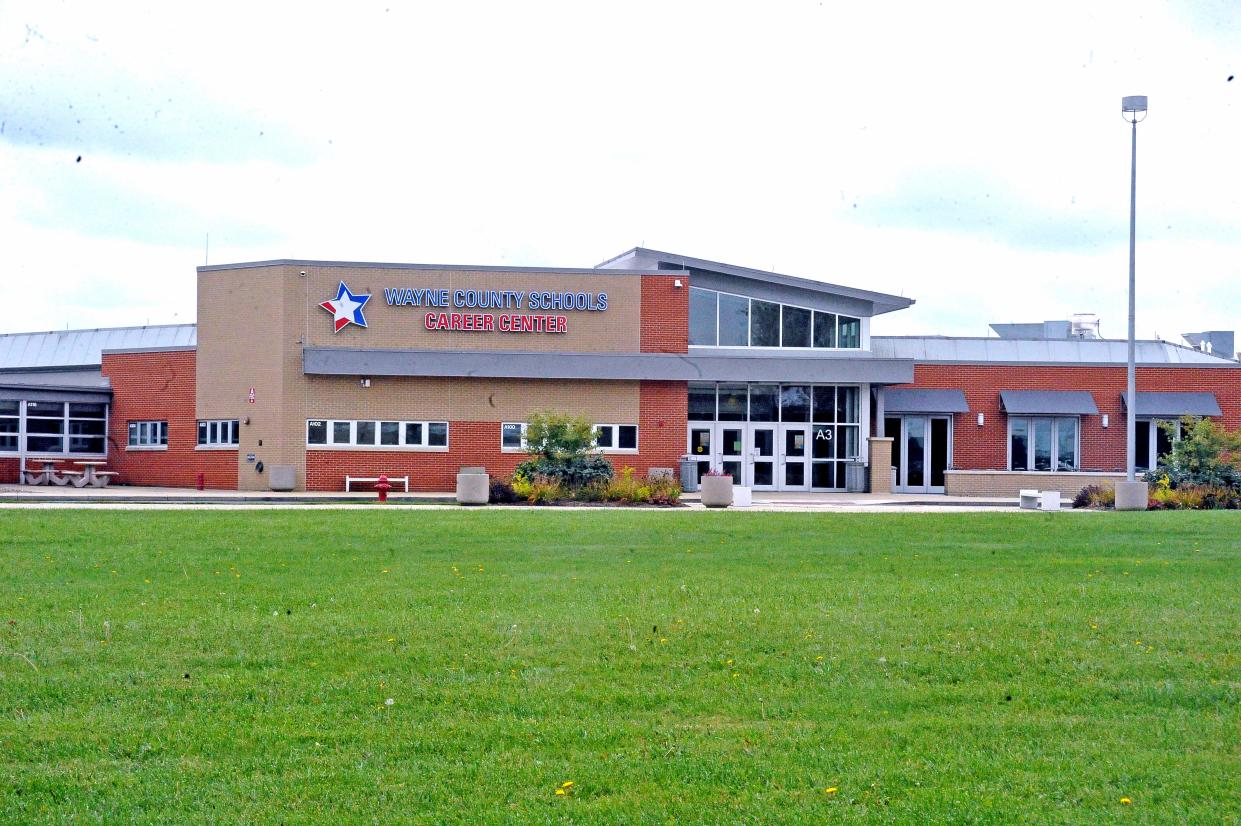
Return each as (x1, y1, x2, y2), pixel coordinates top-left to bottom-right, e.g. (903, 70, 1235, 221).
(781, 425, 810, 490)
(749, 425, 776, 490)
(719, 425, 745, 483)
(689, 425, 712, 485)
(895, 415, 950, 494)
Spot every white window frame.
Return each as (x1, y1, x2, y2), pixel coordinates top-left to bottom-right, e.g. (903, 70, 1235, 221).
(687, 286, 863, 351)
(500, 422, 528, 452)
(594, 423, 639, 453)
(1007, 416, 1080, 472)
(197, 419, 240, 449)
(306, 419, 450, 451)
(127, 420, 168, 450)
(0, 400, 18, 454)
(20, 401, 109, 457)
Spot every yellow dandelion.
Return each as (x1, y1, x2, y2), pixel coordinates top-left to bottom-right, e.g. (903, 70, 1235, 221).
(815, 656, 824, 661)
(561, 781, 574, 788)
(1120, 797, 1132, 805)
(660, 638, 668, 644)
(554, 789, 566, 796)
(824, 787, 838, 795)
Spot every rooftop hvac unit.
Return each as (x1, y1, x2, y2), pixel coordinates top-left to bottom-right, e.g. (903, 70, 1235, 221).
(1069, 313, 1100, 339)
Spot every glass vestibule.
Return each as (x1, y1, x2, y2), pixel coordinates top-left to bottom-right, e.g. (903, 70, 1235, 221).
(687, 383, 862, 490)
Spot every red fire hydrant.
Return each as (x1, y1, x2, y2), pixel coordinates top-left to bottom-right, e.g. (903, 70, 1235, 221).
(374, 474, 392, 503)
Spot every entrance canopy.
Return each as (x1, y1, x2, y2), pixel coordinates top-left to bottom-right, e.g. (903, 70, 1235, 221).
(884, 388, 969, 414)
(999, 390, 1098, 415)
(1121, 391, 1222, 417)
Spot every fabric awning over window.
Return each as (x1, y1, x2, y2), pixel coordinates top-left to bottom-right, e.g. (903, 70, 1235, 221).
(883, 388, 969, 414)
(1121, 391, 1222, 417)
(999, 390, 1098, 415)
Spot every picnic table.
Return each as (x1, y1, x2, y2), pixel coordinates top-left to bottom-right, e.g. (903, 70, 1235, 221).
(71, 461, 117, 488)
(22, 460, 61, 486)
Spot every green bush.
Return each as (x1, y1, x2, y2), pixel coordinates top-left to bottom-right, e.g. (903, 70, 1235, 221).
(1148, 483, 1240, 510)
(1144, 418, 1241, 491)
(514, 411, 615, 490)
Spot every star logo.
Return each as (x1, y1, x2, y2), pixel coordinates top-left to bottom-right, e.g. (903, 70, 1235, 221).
(319, 281, 371, 333)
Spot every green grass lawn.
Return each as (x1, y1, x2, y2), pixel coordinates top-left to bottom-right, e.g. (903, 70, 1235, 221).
(1, 510, 1238, 824)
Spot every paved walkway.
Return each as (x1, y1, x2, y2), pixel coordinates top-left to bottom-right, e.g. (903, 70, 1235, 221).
(0, 483, 1052, 512)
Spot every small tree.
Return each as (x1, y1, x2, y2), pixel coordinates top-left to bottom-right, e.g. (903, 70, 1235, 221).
(523, 411, 597, 460)
(1150, 417, 1241, 491)
(514, 411, 614, 489)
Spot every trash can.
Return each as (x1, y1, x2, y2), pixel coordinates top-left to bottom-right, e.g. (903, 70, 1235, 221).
(679, 456, 700, 492)
(844, 461, 866, 493)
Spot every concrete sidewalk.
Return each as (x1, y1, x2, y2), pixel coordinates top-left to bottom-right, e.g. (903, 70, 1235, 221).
(0, 483, 1041, 512)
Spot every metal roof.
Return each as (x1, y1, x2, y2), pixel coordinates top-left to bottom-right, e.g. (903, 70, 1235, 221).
(0, 325, 197, 369)
(872, 336, 1239, 366)
(596, 247, 915, 315)
(1000, 390, 1099, 415)
(884, 388, 970, 414)
(1121, 391, 1222, 417)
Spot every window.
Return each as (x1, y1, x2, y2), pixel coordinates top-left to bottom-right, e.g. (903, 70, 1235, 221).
(688, 383, 716, 421)
(307, 419, 449, 449)
(688, 287, 718, 346)
(1136, 419, 1182, 472)
(0, 400, 19, 452)
(21, 401, 108, 455)
(1009, 417, 1078, 471)
(595, 424, 638, 452)
(718, 293, 750, 346)
(686, 287, 863, 350)
(128, 420, 168, 448)
(750, 300, 781, 347)
(198, 419, 240, 447)
(501, 422, 527, 450)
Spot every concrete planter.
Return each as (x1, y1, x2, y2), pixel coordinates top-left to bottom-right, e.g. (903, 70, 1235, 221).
(699, 475, 734, 508)
(456, 472, 489, 505)
(1114, 480, 1149, 511)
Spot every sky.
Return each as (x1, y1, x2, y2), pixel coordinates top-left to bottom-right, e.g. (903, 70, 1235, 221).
(2, 0, 1239, 342)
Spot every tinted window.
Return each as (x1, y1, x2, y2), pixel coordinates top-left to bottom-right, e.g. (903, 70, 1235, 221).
(780, 385, 811, 422)
(428, 422, 448, 447)
(813, 311, 837, 348)
(307, 420, 327, 445)
(618, 425, 637, 450)
(749, 384, 778, 422)
(718, 293, 750, 346)
(750, 300, 780, 347)
(688, 288, 718, 346)
(781, 306, 811, 348)
(688, 384, 716, 421)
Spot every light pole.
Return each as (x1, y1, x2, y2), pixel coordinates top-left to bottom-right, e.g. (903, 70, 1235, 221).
(1117, 95, 1149, 511)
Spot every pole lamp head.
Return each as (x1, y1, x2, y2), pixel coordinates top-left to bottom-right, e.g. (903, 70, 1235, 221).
(1122, 95, 1148, 123)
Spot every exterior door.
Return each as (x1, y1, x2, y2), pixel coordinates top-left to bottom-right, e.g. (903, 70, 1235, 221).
(689, 425, 713, 484)
(895, 415, 950, 494)
(749, 425, 777, 490)
(718, 425, 745, 484)
(781, 424, 811, 491)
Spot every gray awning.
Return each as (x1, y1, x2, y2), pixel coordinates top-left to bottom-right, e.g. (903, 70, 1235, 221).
(884, 388, 969, 414)
(1121, 391, 1222, 417)
(303, 347, 915, 384)
(999, 390, 1098, 415)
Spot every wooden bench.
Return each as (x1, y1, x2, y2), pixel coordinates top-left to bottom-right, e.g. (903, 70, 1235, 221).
(345, 475, 409, 492)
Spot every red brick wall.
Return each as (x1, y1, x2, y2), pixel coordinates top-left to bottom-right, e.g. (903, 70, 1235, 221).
(101, 350, 238, 489)
(0, 458, 18, 484)
(640, 275, 689, 353)
(304, 382, 688, 491)
(895, 364, 1241, 472)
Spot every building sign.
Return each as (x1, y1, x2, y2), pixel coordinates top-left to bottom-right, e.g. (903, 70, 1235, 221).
(384, 287, 608, 335)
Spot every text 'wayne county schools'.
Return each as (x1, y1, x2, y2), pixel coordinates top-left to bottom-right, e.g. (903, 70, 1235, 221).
(384, 288, 608, 312)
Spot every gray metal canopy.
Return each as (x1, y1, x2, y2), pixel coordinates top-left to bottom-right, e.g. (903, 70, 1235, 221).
(883, 388, 969, 414)
(999, 390, 1099, 415)
(1121, 391, 1222, 417)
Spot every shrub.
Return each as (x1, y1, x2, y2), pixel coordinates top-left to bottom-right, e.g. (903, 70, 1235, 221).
(646, 477, 682, 506)
(1149, 483, 1239, 510)
(488, 478, 519, 504)
(1145, 418, 1241, 491)
(514, 454, 614, 489)
(513, 411, 615, 490)
(1072, 484, 1115, 509)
